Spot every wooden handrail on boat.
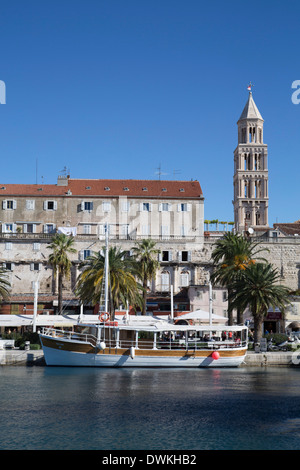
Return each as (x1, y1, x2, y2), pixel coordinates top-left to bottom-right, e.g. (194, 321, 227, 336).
(41, 328, 247, 351)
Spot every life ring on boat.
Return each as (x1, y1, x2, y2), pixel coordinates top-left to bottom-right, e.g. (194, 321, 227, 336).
(99, 312, 110, 323)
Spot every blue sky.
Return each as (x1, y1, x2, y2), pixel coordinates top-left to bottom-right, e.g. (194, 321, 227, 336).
(1, 0, 300, 227)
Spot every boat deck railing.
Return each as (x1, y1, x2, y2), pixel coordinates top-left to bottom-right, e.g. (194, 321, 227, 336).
(41, 328, 247, 350)
(41, 327, 98, 347)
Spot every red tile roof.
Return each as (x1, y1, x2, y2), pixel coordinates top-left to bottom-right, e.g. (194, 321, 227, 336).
(274, 222, 300, 236)
(0, 178, 203, 199)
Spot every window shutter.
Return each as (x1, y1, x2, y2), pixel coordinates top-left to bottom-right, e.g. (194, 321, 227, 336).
(53, 201, 57, 210)
(43, 201, 47, 210)
(26, 200, 35, 210)
(158, 203, 162, 212)
(81, 201, 85, 211)
(2, 200, 7, 210)
(12, 200, 17, 209)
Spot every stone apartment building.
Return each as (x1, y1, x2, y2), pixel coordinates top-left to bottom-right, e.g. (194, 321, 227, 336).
(0, 176, 209, 315)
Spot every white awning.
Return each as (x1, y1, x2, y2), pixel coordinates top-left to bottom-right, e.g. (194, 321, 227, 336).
(176, 310, 228, 323)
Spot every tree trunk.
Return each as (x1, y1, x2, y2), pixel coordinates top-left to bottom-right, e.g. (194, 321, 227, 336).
(237, 308, 243, 325)
(227, 288, 234, 325)
(253, 315, 264, 344)
(58, 270, 63, 315)
(142, 277, 147, 315)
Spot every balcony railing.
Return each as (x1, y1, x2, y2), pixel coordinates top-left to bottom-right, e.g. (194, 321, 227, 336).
(0, 232, 199, 242)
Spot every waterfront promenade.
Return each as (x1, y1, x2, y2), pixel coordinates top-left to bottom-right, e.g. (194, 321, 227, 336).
(1, 349, 299, 367)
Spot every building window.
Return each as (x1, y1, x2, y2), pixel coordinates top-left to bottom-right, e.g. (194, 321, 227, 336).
(98, 224, 110, 238)
(142, 202, 151, 212)
(2, 223, 16, 233)
(161, 271, 170, 292)
(30, 263, 41, 271)
(33, 243, 41, 251)
(4, 262, 14, 271)
(83, 250, 91, 259)
(177, 203, 190, 212)
(81, 201, 93, 212)
(160, 250, 172, 262)
(180, 251, 191, 262)
(180, 271, 189, 287)
(160, 225, 169, 239)
(122, 202, 130, 212)
(24, 223, 36, 233)
(26, 200, 35, 210)
(2, 200, 16, 210)
(44, 224, 56, 234)
(181, 225, 190, 237)
(79, 250, 92, 260)
(159, 203, 171, 211)
(102, 202, 111, 212)
(141, 225, 150, 236)
(83, 224, 91, 234)
(44, 200, 57, 211)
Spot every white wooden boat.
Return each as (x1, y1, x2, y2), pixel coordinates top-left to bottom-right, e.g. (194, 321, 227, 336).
(39, 316, 248, 368)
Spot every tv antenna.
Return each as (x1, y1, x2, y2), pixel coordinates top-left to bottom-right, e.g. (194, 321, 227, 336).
(155, 163, 168, 180)
(173, 169, 181, 179)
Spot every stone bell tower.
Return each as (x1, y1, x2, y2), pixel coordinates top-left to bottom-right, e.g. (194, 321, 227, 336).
(233, 90, 269, 234)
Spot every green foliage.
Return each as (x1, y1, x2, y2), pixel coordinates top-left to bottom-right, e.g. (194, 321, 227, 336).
(131, 239, 161, 315)
(264, 333, 288, 345)
(2, 331, 41, 349)
(47, 233, 76, 314)
(211, 232, 268, 325)
(76, 246, 143, 314)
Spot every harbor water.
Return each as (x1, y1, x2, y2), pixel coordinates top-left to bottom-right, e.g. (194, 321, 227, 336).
(0, 366, 299, 450)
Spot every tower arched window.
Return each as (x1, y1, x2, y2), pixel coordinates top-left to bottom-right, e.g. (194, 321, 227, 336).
(241, 128, 246, 143)
(249, 126, 256, 143)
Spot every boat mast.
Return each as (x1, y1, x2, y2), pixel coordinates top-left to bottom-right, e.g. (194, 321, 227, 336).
(104, 223, 109, 313)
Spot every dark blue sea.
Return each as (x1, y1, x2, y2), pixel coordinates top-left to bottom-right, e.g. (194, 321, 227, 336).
(0, 366, 299, 451)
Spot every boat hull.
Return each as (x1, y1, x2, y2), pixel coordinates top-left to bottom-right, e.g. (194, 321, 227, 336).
(40, 334, 247, 368)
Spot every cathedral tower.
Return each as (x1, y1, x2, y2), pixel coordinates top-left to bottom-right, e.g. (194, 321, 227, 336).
(233, 91, 269, 233)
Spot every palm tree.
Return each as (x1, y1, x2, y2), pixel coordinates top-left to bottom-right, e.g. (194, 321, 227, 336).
(211, 232, 267, 325)
(76, 247, 142, 318)
(131, 239, 160, 315)
(47, 233, 76, 314)
(228, 262, 290, 343)
(0, 267, 11, 301)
